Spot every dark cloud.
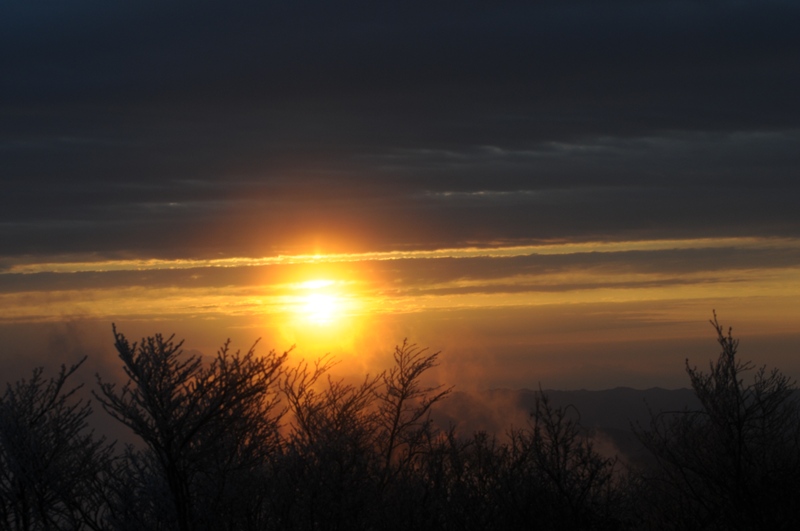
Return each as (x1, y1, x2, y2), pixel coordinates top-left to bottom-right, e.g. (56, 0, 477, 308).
(2, 1, 799, 259)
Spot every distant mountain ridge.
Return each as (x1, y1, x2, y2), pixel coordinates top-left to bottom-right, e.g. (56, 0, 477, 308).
(431, 387, 702, 461)
(435, 387, 700, 434)
(516, 387, 701, 430)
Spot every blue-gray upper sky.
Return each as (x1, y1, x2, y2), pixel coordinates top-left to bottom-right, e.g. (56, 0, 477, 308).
(3, 0, 799, 261)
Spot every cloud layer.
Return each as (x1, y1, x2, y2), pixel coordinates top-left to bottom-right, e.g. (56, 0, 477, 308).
(3, 1, 799, 259)
(3, 2, 800, 390)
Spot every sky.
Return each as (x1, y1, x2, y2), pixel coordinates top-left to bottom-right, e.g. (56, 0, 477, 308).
(2, 0, 800, 391)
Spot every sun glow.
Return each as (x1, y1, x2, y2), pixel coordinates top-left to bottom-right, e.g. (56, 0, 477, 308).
(272, 275, 374, 357)
(302, 292, 338, 325)
(294, 279, 348, 327)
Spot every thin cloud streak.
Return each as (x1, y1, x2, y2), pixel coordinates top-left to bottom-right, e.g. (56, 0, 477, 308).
(3, 241, 800, 327)
(5, 237, 796, 275)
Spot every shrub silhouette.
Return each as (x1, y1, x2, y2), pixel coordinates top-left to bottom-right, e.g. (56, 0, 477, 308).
(276, 355, 383, 530)
(2, 315, 798, 530)
(274, 341, 452, 531)
(0, 357, 113, 531)
(636, 312, 800, 530)
(504, 392, 622, 530)
(94, 327, 287, 531)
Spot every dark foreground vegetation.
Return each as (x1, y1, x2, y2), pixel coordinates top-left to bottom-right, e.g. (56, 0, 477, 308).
(1, 314, 799, 530)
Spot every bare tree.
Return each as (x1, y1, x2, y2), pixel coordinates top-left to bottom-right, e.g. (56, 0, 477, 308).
(275, 357, 383, 530)
(0, 357, 113, 531)
(273, 340, 453, 530)
(503, 391, 621, 530)
(413, 428, 510, 530)
(374, 340, 452, 488)
(94, 327, 287, 531)
(636, 313, 800, 530)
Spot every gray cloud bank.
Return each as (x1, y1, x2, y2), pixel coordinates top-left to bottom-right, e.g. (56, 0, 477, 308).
(2, 1, 799, 260)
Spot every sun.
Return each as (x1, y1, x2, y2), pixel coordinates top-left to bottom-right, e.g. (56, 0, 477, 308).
(295, 279, 344, 326)
(303, 292, 338, 325)
(271, 270, 374, 355)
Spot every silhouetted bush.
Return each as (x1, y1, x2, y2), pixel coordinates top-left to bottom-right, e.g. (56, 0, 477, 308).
(0, 357, 114, 531)
(95, 327, 287, 531)
(502, 392, 624, 530)
(274, 356, 382, 530)
(636, 313, 800, 530)
(3, 315, 798, 530)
